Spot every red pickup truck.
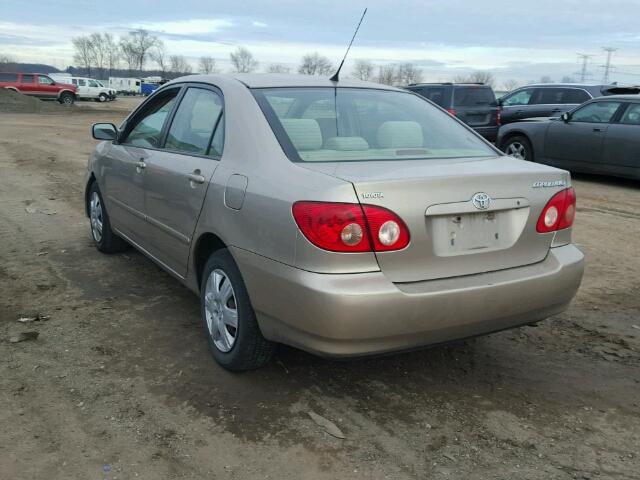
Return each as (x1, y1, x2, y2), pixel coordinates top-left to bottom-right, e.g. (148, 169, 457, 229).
(0, 72, 78, 104)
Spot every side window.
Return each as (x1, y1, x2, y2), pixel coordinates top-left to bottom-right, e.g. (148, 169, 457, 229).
(562, 89, 590, 104)
(89, 80, 99, 87)
(78, 79, 86, 86)
(0, 73, 18, 82)
(531, 88, 563, 105)
(502, 89, 534, 106)
(165, 88, 223, 157)
(571, 102, 622, 124)
(123, 89, 179, 148)
(620, 104, 640, 125)
(72, 79, 78, 85)
(38, 75, 54, 85)
(415, 87, 448, 108)
(21, 74, 34, 83)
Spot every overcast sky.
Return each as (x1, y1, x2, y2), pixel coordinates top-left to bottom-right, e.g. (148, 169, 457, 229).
(2, 0, 640, 86)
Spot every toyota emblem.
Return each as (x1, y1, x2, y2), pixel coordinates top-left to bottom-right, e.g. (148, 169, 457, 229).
(472, 192, 491, 210)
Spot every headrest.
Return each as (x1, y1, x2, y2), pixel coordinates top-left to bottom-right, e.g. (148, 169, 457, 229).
(280, 118, 322, 151)
(377, 121, 423, 148)
(324, 136, 369, 151)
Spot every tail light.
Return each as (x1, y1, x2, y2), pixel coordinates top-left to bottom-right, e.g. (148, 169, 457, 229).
(536, 187, 576, 233)
(446, 108, 457, 116)
(496, 107, 502, 126)
(292, 201, 410, 252)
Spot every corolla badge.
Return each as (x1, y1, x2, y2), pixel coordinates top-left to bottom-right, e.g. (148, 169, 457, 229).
(471, 192, 491, 210)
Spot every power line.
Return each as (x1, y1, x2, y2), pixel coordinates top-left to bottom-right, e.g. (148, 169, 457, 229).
(601, 47, 617, 83)
(576, 53, 594, 82)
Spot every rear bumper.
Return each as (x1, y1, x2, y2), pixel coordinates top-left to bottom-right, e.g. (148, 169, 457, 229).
(473, 125, 499, 141)
(232, 244, 584, 357)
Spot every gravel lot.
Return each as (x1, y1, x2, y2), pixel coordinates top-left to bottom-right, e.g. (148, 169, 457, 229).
(1, 97, 639, 480)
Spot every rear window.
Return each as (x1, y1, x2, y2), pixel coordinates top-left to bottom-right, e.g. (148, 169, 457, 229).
(0, 73, 18, 82)
(454, 87, 496, 107)
(253, 87, 495, 163)
(412, 87, 450, 108)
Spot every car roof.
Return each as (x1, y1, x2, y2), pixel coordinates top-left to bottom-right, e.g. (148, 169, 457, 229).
(593, 94, 640, 101)
(167, 73, 402, 91)
(407, 82, 488, 87)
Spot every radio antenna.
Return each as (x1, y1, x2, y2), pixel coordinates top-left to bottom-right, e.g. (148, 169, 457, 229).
(330, 8, 367, 82)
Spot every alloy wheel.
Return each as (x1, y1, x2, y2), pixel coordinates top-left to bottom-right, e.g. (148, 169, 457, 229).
(89, 191, 103, 242)
(204, 269, 238, 353)
(506, 142, 527, 160)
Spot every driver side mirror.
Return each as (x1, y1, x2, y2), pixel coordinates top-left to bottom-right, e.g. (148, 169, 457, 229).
(92, 123, 118, 141)
(561, 112, 571, 123)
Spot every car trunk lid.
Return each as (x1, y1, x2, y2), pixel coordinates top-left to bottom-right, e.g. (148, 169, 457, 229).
(301, 156, 570, 282)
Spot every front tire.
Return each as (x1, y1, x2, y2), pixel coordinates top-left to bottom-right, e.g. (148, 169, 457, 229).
(503, 135, 534, 162)
(98, 93, 108, 102)
(87, 182, 128, 253)
(201, 249, 275, 371)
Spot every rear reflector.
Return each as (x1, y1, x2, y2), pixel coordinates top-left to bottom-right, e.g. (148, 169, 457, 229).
(536, 187, 576, 233)
(292, 201, 410, 252)
(446, 108, 457, 116)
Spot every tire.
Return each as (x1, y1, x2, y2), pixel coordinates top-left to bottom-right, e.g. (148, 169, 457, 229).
(98, 93, 108, 103)
(87, 182, 129, 253)
(200, 249, 275, 371)
(503, 135, 534, 162)
(58, 92, 74, 105)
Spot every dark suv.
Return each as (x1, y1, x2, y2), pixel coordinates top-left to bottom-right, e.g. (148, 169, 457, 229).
(405, 83, 500, 141)
(498, 83, 640, 124)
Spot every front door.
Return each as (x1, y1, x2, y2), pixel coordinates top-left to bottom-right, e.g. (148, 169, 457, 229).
(544, 100, 624, 167)
(143, 86, 225, 277)
(500, 87, 535, 123)
(602, 103, 640, 172)
(37, 75, 58, 99)
(100, 87, 181, 246)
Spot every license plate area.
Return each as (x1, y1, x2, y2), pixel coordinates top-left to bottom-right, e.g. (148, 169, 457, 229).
(427, 207, 529, 257)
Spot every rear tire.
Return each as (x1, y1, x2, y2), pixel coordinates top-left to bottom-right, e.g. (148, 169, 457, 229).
(200, 249, 275, 371)
(58, 92, 74, 105)
(87, 182, 129, 253)
(503, 135, 534, 162)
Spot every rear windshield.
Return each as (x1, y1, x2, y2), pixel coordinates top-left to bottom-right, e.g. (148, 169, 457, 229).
(454, 87, 496, 106)
(253, 87, 495, 163)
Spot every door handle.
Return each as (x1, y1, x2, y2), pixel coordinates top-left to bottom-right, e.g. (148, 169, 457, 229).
(592, 127, 602, 132)
(187, 172, 206, 184)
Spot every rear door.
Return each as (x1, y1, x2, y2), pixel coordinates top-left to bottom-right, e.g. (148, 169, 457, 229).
(602, 102, 640, 173)
(500, 87, 535, 123)
(453, 86, 498, 127)
(545, 100, 625, 167)
(142, 85, 224, 277)
(18, 74, 37, 96)
(100, 87, 181, 246)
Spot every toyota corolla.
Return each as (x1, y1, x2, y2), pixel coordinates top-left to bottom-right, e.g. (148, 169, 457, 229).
(86, 74, 584, 370)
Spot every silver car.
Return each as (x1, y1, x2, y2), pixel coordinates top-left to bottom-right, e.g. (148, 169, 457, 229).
(86, 74, 584, 370)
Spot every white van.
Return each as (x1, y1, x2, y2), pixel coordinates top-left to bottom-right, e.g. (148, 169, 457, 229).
(49, 74, 116, 102)
(108, 77, 142, 95)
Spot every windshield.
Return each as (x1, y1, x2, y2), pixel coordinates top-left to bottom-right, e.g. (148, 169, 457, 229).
(253, 87, 496, 162)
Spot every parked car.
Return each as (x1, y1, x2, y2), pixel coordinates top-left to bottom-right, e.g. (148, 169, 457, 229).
(108, 77, 142, 95)
(0, 72, 77, 104)
(86, 74, 584, 370)
(405, 82, 500, 141)
(498, 83, 640, 124)
(498, 95, 640, 180)
(50, 74, 116, 102)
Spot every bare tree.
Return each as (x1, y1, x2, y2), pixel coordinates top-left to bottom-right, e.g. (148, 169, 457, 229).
(0, 53, 16, 65)
(539, 75, 554, 83)
(352, 59, 374, 81)
(396, 63, 423, 85)
(72, 35, 95, 76)
(561, 75, 577, 83)
(169, 55, 192, 77)
(267, 63, 291, 73)
(120, 29, 160, 74)
(230, 47, 258, 73)
(198, 56, 218, 74)
(298, 52, 333, 76)
(454, 71, 496, 88)
(502, 79, 520, 92)
(104, 33, 120, 77)
(150, 45, 169, 76)
(119, 37, 138, 74)
(89, 33, 108, 78)
(376, 64, 397, 85)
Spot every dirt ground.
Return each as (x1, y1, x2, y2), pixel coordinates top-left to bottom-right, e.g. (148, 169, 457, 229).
(1, 97, 639, 480)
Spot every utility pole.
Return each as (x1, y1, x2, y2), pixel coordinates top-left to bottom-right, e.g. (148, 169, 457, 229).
(576, 53, 593, 83)
(602, 47, 617, 83)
